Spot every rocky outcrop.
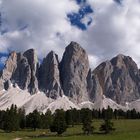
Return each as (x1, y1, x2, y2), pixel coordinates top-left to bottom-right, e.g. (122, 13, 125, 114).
(0, 51, 18, 90)
(38, 51, 63, 99)
(89, 73, 103, 102)
(60, 42, 90, 103)
(23, 49, 38, 94)
(93, 54, 140, 105)
(1, 42, 140, 106)
(0, 49, 38, 94)
(11, 53, 31, 90)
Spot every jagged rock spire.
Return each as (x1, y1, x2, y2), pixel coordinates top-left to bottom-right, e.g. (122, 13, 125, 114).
(38, 51, 63, 99)
(60, 41, 90, 103)
(92, 54, 140, 105)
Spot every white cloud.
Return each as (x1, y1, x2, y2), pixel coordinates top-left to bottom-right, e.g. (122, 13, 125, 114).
(0, 0, 79, 57)
(79, 0, 140, 67)
(0, 0, 140, 69)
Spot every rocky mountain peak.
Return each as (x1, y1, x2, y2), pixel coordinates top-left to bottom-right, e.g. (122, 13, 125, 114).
(93, 54, 140, 105)
(23, 49, 38, 70)
(10, 51, 17, 60)
(110, 54, 138, 69)
(38, 51, 63, 99)
(65, 41, 86, 56)
(47, 51, 59, 66)
(115, 54, 125, 58)
(4, 51, 18, 75)
(60, 42, 90, 103)
(0, 49, 39, 93)
(0, 51, 18, 90)
(22, 49, 38, 94)
(0, 43, 140, 108)
(67, 41, 83, 49)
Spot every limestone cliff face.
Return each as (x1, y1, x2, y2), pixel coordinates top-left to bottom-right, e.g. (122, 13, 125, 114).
(0, 51, 17, 90)
(0, 43, 140, 106)
(38, 51, 63, 99)
(60, 42, 90, 103)
(0, 49, 38, 94)
(23, 49, 38, 94)
(11, 53, 31, 90)
(92, 54, 140, 105)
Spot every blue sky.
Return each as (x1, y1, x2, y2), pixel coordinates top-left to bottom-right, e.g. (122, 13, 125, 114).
(0, 52, 8, 69)
(67, 0, 93, 30)
(0, 0, 140, 68)
(0, 0, 94, 68)
(114, 0, 122, 4)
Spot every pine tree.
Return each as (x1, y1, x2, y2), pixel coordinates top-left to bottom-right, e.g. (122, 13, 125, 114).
(3, 105, 19, 132)
(18, 108, 26, 129)
(0, 110, 5, 129)
(41, 109, 52, 129)
(81, 108, 94, 135)
(114, 109, 118, 119)
(131, 109, 137, 119)
(26, 110, 41, 131)
(100, 106, 115, 134)
(100, 119, 115, 134)
(66, 110, 74, 127)
(50, 109, 67, 135)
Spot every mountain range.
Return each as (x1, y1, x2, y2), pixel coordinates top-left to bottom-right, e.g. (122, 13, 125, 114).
(0, 41, 140, 114)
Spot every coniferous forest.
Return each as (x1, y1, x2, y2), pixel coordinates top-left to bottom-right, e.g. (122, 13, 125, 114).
(0, 104, 140, 135)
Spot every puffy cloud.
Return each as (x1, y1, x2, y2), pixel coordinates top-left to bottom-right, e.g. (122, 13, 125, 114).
(0, 0, 79, 57)
(0, 0, 140, 69)
(79, 0, 140, 67)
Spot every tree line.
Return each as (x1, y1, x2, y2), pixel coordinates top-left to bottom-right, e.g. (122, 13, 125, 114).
(0, 104, 139, 135)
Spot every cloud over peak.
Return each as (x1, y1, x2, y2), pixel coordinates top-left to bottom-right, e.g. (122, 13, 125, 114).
(0, 0, 140, 69)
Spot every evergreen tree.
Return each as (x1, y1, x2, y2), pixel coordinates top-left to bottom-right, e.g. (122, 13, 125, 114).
(81, 108, 94, 135)
(0, 110, 5, 129)
(92, 109, 98, 119)
(114, 109, 118, 119)
(50, 109, 67, 135)
(66, 110, 74, 127)
(18, 108, 26, 129)
(3, 105, 19, 132)
(100, 106, 115, 134)
(26, 110, 41, 131)
(126, 110, 131, 119)
(131, 109, 137, 119)
(100, 119, 115, 134)
(41, 109, 52, 129)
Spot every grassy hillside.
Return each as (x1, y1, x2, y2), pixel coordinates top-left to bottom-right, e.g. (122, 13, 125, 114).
(0, 119, 140, 140)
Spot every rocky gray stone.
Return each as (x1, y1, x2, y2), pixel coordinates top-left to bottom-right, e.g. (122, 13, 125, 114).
(93, 54, 140, 105)
(0, 49, 39, 94)
(60, 41, 90, 103)
(88, 73, 103, 102)
(38, 51, 63, 99)
(0, 51, 18, 90)
(1, 51, 17, 80)
(11, 53, 31, 90)
(23, 49, 38, 94)
(1, 43, 140, 106)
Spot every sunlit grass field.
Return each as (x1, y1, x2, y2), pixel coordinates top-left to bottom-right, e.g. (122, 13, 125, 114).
(0, 119, 140, 140)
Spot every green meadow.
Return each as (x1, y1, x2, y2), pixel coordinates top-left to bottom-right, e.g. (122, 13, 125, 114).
(0, 119, 140, 140)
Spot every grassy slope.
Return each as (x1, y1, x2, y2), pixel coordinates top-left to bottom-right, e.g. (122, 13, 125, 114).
(0, 120, 140, 140)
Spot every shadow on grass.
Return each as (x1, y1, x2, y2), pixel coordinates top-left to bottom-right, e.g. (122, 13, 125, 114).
(27, 131, 109, 138)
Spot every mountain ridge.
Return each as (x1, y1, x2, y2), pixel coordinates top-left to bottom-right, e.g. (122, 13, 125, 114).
(0, 41, 140, 113)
